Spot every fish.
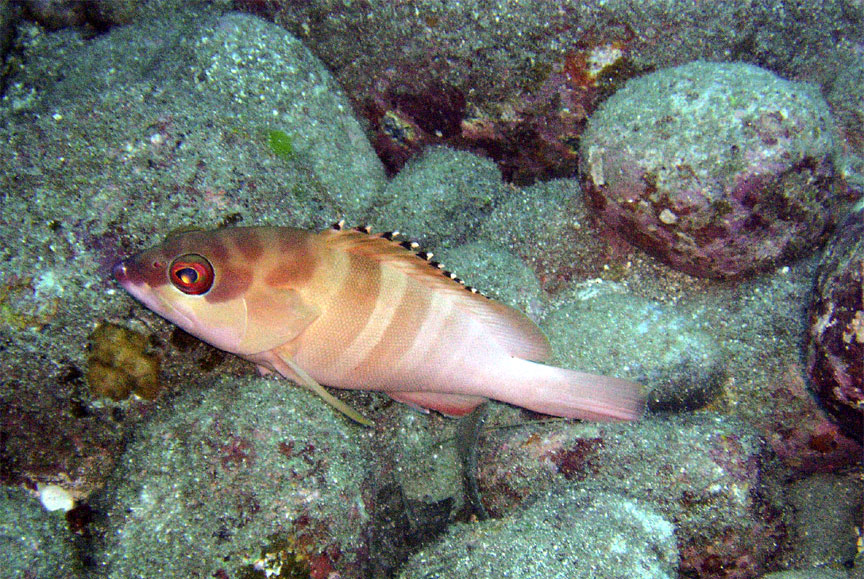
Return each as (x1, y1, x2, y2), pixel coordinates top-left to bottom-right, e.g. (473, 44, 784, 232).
(113, 224, 645, 426)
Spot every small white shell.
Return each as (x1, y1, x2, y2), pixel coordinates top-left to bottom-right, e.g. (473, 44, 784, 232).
(38, 484, 75, 512)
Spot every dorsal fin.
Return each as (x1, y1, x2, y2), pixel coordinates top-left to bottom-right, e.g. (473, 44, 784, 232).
(318, 226, 551, 362)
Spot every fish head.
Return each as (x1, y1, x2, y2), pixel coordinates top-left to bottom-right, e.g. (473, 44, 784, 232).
(114, 227, 319, 356)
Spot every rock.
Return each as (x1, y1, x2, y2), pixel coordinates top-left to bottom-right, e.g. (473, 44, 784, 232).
(579, 61, 844, 279)
(783, 473, 863, 569)
(476, 413, 784, 578)
(542, 285, 725, 411)
(398, 487, 678, 579)
(807, 205, 864, 441)
(480, 178, 619, 292)
(372, 146, 508, 250)
(90, 376, 373, 578)
(183, 12, 385, 217)
(0, 485, 81, 578)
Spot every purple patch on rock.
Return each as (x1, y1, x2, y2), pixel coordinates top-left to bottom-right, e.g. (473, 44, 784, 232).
(807, 206, 864, 441)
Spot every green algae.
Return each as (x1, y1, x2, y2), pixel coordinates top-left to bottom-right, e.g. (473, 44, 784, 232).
(267, 129, 295, 160)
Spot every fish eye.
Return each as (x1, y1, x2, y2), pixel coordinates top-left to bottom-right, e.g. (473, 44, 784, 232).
(169, 254, 214, 295)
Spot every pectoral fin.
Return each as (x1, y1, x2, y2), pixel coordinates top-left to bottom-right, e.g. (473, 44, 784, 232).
(275, 351, 373, 427)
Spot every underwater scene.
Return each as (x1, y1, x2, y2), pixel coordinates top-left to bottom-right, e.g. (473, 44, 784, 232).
(0, 0, 863, 577)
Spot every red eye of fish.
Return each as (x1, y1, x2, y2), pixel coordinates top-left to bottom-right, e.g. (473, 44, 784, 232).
(169, 254, 214, 295)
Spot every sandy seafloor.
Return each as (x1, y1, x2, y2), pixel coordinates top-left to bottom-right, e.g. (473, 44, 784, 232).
(0, 1, 862, 578)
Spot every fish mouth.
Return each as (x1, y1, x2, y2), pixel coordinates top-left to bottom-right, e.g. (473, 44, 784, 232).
(113, 261, 130, 286)
(115, 262, 199, 331)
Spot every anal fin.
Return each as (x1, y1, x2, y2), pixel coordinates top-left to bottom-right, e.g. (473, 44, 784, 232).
(388, 391, 487, 417)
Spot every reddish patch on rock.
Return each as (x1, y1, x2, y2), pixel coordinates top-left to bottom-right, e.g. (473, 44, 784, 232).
(680, 526, 779, 579)
(764, 364, 861, 472)
(583, 156, 843, 279)
(308, 551, 336, 579)
(218, 435, 257, 470)
(362, 35, 640, 184)
(545, 437, 604, 480)
(365, 84, 466, 176)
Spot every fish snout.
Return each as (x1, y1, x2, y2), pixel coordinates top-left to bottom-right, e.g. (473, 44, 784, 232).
(113, 261, 130, 285)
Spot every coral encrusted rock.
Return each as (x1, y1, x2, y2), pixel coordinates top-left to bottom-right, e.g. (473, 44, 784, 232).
(807, 205, 864, 441)
(579, 61, 845, 279)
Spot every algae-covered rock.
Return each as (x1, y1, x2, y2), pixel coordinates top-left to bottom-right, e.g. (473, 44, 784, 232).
(476, 413, 783, 578)
(580, 61, 843, 279)
(90, 376, 373, 578)
(398, 486, 678, 578)
(372, 146, 509, 250)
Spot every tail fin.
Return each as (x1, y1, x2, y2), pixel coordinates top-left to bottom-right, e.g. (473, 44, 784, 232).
(490, 358, 646, 421)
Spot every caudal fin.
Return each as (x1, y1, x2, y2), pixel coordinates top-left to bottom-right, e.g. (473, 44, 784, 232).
(491, 358, 646, 421)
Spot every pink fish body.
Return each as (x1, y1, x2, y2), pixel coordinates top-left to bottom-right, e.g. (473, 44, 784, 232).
(114, 225, 645, 424)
